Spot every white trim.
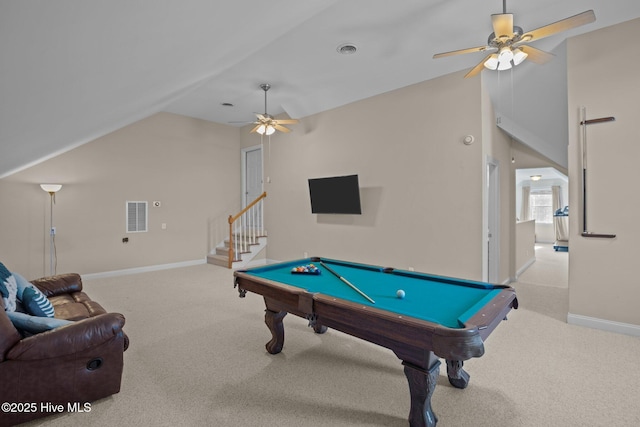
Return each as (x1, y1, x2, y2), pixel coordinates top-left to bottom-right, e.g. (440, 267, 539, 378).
(515, 256, 536, 279)
(501, 277, 514, 286)
(567, 313, 640, 337)
(83, 258, 206, 280)
(483, 156, 500, 282)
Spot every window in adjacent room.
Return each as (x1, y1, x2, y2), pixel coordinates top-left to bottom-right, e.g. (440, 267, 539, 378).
(530, 190, 553, 224)
(126, 201, 148, 232)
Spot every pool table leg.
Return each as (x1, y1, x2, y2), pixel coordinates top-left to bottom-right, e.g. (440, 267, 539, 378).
(264, 308, 287, 354)
(402, 358, 441, 427)
(446, 360, 470, 389)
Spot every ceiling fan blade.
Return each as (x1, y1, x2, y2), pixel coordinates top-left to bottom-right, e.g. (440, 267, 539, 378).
(256, 113, 267, 121)
(273, 119, 298, 125)
(491, 13, 514, 39)
(249, 124, 262, 133)
(523, 10, 595, 42)
(433, 45, 492, 59)
(464, 55, 494, 78)
(274, 124, 291, 133)
(519, 46, 555, 64)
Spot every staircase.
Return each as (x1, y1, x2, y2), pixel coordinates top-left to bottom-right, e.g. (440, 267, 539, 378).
(207, 192, 267, 269)
(207, 229, 267, 268)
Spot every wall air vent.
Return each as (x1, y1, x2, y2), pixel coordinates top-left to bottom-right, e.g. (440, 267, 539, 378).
(126, 201, 148, 233)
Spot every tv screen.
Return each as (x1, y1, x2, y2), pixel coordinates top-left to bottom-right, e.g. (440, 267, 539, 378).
(308, 174, 362, 214)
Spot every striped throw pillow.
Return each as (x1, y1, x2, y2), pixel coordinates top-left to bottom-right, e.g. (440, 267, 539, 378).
(22, 286, 55, 318)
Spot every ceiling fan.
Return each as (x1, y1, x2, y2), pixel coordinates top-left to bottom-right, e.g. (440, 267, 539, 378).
(234, 83, 298, 135)
(433, 0, 595, 78)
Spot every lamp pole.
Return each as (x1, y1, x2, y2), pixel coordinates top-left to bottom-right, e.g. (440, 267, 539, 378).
(40, 184, 62, 276)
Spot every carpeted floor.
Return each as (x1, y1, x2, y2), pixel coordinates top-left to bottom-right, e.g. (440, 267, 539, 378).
(20, 254, 640, 427)
(517, 244, 568, 289)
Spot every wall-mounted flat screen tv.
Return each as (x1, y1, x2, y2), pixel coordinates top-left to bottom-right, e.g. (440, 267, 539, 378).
(308, 174, 362, 214)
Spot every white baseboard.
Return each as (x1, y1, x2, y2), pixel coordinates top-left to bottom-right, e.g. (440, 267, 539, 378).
(83, 259, 207, 280)
(567, 313, 640, 337)
(515, 257, 536, 279)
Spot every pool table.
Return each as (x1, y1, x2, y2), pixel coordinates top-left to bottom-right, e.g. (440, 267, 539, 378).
(234, 257, 518, 427)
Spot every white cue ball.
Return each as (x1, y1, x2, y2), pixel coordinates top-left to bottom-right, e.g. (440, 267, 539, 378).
(396, 289, 405, 299)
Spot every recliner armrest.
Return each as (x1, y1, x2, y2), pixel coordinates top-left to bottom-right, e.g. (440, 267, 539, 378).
(30, 273, 83, 297)
(6, 313, 126, 361)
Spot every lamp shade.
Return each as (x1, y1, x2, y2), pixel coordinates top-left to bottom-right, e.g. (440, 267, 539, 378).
(40, 184, 62, 193)
(512, 48, 528, 66)
(265, 125, 275, 136)
(497, 47, 513, 70)
(484, 54, 499, 70)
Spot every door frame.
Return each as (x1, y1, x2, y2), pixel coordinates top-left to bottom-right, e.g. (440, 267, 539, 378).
(241, 144, 263, 208)
(484, 156, 500, 283)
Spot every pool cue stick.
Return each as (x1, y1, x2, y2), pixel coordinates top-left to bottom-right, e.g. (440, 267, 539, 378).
(319, 261, 375, 304)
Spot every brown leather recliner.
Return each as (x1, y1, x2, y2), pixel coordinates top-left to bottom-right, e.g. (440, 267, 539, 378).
(0, 273, 128, 427)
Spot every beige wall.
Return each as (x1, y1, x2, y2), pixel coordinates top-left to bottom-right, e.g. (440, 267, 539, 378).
(242, 71, 507, 281)
(515, 220, 536, 276)
(567, 18, 640, 327)
(2, 69, 519, 285)
(0, 112, 241, 278)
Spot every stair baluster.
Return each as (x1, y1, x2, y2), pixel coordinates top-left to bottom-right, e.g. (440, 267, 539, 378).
(227, 192, 267, 268)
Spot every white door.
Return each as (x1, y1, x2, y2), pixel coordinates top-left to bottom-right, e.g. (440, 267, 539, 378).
(243, 146, 263, 207)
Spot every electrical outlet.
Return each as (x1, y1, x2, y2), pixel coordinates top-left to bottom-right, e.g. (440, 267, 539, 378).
(122, 237, 129, 243)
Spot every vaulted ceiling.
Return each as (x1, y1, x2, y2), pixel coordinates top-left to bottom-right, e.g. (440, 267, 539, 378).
(2, 0, 640, 178)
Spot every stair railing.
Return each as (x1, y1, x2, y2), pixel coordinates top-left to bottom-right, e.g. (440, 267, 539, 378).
(228, 192, 267, 268)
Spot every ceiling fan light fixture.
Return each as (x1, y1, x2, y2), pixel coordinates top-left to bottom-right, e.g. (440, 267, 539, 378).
(484, 54, 499, 70)
(498, 47, 514, 63)
(512, 48, 528, 65)
(496, 47, 514, 70)
(257, 124, 276, 136)
(497, 60, 512, 71)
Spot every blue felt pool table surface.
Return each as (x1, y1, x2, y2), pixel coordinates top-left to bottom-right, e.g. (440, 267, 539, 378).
(241, 258, 504, 329)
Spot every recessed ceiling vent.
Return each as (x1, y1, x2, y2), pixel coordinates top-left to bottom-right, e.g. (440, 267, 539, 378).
(337, 43, 357, 55)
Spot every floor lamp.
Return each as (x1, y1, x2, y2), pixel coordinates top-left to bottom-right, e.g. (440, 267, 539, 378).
(40, 184, 62, 276)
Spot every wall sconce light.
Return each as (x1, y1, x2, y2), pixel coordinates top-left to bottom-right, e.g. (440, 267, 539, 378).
(40, 184, 62, 275)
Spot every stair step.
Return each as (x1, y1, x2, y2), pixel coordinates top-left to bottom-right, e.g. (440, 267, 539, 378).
(224, 236, 266, 248)
(210, 232, 267, 269)
(216, 246, 250, 257)
(207, 254, 241, 267)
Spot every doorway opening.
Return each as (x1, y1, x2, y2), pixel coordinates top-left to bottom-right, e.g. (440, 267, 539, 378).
(515, 167, 568, 288)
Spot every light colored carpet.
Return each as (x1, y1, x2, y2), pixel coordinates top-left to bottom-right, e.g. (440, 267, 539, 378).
(21, 261, 640, 427)
(517, 244, 568, 289)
